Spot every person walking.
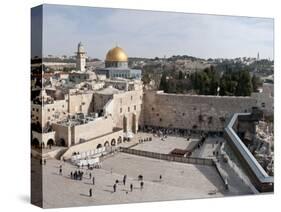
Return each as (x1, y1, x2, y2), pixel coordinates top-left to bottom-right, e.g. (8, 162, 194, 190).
(113, 183, 117, 192)
(92, 176, 95, 185)
(70, 171, 73, 179)
(140, 181, 144, 190)
(89, 172, 92, 179)
(123, 175, 127, 185)
(159, 175, 162, 182)
(89, 188, 92, 197)
(130, 183, 133, 192)
(59, 168, 62, 175)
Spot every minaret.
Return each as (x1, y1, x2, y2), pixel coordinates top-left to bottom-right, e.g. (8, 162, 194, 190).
(76, 42, 86, 72)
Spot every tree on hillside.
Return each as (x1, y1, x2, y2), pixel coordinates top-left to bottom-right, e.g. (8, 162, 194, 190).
(142, 72, 151, 85)
(159, 72, 168, 92)
(178, 71, 184, 80)
(252, 74, 262, 92)
(235, 70, 253, 96)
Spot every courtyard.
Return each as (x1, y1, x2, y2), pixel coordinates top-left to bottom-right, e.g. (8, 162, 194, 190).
(37, 144, 252, 208)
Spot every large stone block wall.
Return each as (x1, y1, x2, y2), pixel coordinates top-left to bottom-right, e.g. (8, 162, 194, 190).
(52, 116, 115, 146)
(141, 91, 257, 131)
(72, 116, 114, 144)
(52, 123, 71, 147)
(93, 93, 112, 113)
(68, 92, 94, 114)
(111, 89, 143, 132)
(251, 83, 273, 116)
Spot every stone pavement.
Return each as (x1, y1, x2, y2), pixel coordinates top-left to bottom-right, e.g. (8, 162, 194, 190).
(39, 151, 253, 208)
(131, 133, 198, 154)
(191, 137, 224, 158)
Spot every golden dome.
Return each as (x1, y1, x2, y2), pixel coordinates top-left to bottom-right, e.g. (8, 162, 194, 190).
(105, 46, 128, 62)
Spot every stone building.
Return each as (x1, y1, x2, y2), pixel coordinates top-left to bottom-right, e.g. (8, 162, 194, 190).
(31, 42, 271, 158)
(76, 42, 87, 72)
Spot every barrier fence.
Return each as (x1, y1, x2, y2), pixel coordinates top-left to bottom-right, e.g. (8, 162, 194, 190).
(119, 147, 214, 166)
(71, 146, 118, 162)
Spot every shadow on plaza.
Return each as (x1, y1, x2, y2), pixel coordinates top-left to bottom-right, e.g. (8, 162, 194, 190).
(194, 164, 225, 192)
(84, 182, 94, 185)
(103, 189, 114, 194)
(80, 193, 90, 197)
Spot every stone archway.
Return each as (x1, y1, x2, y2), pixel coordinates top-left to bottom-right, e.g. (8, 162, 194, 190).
(31, 138, 39, 148)
(111, 139, 116, 146)
(104, 141, 109, 147)
(57, 138, 66, 147)
(47, 139, 54, 146)
(117, 136, 122, 144)
(96, 144, 102, 149)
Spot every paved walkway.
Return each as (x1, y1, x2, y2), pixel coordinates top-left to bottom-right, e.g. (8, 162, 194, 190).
(38, 151, 252, 208)
(131, 133, 198, 154)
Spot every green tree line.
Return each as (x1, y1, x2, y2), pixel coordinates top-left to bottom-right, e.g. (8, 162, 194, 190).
(159, 66, 262, 96)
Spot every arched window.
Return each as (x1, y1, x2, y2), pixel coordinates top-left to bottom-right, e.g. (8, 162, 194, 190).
(111, 139, 116, 146)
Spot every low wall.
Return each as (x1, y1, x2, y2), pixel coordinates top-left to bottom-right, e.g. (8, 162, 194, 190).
(61, 129, 123, 160)
(224, 113, 274, 192)
(119, 147, 214, 166)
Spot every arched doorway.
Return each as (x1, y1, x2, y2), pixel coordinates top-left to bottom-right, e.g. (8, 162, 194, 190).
(132, 113, 137, 133)
(57, 138, 66, 147)
(123, 116, 127, 132)
(111, 139, 116, 146)
(104, 141, 109, 147)
(96, 144, 102, 149)
(117, 136, 122, 144)
(47, 139, 54, 147)
(31, 138, 39, 148)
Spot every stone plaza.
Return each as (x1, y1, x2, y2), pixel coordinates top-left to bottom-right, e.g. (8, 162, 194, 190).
(34, 134, 253, 208)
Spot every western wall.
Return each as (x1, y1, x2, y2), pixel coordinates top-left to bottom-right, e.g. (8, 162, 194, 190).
(141, 91, 258, 132)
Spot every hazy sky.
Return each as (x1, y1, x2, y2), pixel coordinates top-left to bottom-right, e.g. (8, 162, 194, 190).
(36, 4, 274, 60)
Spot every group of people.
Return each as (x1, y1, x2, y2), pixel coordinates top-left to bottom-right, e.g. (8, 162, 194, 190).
(57, 162, 164, 198)
(70, 170, 84, 180)
(111, 173, 162, 194)
(138, 137, 152, 143)
(112, 174, 137, 193)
